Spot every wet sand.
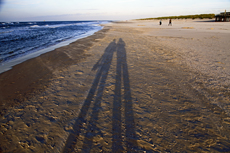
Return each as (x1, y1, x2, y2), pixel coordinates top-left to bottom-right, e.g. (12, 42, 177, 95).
(0, 19, 230, 152)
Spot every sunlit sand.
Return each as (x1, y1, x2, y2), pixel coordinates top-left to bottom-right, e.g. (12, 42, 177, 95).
(0, 19, 230, 152)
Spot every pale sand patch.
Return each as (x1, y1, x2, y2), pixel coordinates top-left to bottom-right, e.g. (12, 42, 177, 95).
(181, 27, 194, 29)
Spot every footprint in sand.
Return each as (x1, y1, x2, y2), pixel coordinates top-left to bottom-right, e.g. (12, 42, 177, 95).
(75, 70, 84, 76)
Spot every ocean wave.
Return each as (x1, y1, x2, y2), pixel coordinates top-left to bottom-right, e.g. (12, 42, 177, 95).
(30, 24, 69, 28)
(91, 24, 100, 27)
(54, 36, 75, 43)
(32, 22, 94, 29)
(46, 23, 77, 28)
(30, 25, 40, 28)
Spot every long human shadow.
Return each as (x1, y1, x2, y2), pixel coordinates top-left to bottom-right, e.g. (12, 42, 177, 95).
(81, 39, 117, 151)
(112, 38, 138, 152)
(62, 39, 116, 153)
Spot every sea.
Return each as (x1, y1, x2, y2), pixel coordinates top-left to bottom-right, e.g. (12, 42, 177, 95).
(0, 20, 108, 73)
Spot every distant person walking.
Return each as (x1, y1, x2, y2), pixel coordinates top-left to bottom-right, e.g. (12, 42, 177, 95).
(168, 19, 172, 26)
(159, 20, 162, 25)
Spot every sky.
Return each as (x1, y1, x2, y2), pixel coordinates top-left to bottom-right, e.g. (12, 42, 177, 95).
(0, 0, 230, 21)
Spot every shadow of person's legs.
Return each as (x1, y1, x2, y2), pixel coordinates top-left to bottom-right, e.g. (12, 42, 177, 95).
(81, 39, 116, 151)
(112, 38, 138, 152)
(112, 39, 123, 152)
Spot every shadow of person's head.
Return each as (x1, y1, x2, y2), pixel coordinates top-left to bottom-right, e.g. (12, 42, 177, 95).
(118, 38, 125, 46)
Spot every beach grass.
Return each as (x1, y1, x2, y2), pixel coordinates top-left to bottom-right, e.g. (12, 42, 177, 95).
(139, 13, 215, 20)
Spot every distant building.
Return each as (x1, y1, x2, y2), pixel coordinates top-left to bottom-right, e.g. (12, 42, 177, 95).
(215, 10, 230, 22)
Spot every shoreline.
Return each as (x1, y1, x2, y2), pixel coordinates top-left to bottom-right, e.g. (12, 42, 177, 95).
(0, 26, 103, 74)
(0, 26, 110, 116)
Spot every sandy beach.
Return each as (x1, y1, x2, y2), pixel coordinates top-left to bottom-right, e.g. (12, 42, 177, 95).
(0, 19, 230, 152)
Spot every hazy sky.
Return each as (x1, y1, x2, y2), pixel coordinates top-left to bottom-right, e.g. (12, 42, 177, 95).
(0, 0, 230, 21)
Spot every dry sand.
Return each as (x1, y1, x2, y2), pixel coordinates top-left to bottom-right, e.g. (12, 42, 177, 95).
(0, 19, 230, 152)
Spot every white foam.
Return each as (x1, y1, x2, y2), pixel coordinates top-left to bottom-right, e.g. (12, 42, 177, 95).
(30, 25, 39, 28)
